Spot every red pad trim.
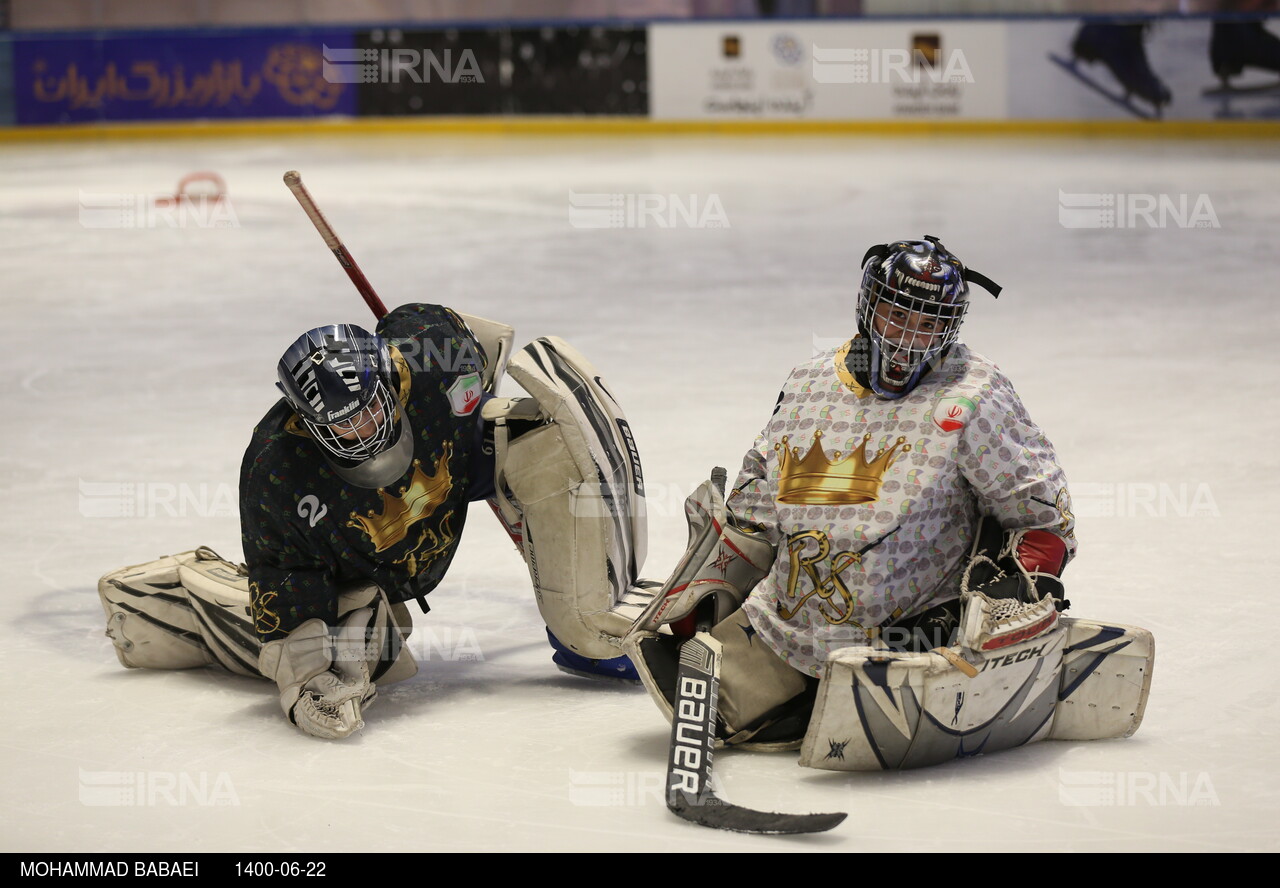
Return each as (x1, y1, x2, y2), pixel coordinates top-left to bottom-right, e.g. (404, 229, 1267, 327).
(671, 614, 696, 639)
(1016, 530, 1068, 576)
(979, 612, 1059, 651)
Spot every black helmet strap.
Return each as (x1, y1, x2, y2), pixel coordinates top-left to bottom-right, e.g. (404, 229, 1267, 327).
(861, 243, 888, 268)
(964, 269, 1002, 299)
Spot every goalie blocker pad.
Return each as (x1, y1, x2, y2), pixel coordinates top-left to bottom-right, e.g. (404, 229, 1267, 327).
(494, 337, 652, 659)
(98, 548, 417, 685)
(798, 617, 1153, 771)
(630, 474, 775, 636)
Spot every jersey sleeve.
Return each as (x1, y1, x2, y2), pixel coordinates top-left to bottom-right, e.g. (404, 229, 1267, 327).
(957, 371, 1077, 567)
(725, 375, 792, 545)
(239, 451, 341, 642)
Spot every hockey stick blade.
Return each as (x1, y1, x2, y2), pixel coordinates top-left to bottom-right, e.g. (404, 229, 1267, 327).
(666, 629, 846, 835)
(669, 793, 847, 836)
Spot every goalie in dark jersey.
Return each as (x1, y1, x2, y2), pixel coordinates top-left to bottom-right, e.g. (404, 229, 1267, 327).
(99, 303, 654, 739)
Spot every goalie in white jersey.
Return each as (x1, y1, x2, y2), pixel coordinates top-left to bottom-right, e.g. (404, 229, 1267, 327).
(627, 236, 1152, 767)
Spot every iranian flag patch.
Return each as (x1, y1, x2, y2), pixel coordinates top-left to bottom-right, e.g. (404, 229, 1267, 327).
(446, 372, 483, 416)
(932, 396, 975, 433)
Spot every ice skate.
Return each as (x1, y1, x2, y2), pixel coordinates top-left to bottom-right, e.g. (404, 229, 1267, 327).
(1204, 20, 1280, 96)
(1051, 22, 1171, 119)
(547, 630, 640, 683)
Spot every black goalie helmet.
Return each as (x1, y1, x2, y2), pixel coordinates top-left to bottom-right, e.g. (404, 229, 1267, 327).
(855, 235, 1001, 399)
(276, 324, 414, 488)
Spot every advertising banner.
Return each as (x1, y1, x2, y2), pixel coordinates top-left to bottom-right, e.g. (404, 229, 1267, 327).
(12, 30, 356, 124)
(651, 17, 1280, 122)
(1008, 17, 1280, 121)
(351, 26, 647, 116)
(649, 21, 1008, 120)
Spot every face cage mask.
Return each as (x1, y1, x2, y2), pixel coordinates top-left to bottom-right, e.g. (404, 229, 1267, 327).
(303, 381, 400, 465)
(858, 274, 968, 399)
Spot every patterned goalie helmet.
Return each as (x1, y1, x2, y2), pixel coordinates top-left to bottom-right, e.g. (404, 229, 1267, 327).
(276, 324, 414, 488)
(855, 235, 1001, 399)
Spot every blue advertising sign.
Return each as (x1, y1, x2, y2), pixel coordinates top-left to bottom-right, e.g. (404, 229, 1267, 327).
(13, 30, 358, 124)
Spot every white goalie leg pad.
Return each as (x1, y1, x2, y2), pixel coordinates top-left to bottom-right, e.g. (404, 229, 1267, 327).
(1050, 617, 1153, 741)
(499, 337, 652, 658)
(99, 551, 419, 686)
(799, 627, 1066, 771)
(98, 547, 261, 677)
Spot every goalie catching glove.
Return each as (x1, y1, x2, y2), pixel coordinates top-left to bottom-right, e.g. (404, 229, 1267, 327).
(958, 517, 1070, 653)
(258, 608, 380, 741)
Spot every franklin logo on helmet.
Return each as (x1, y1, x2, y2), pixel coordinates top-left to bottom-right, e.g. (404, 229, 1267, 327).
(276, 324, 412, 489)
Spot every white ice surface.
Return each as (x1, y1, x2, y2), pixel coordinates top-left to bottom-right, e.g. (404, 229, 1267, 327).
(2, 132, 1277, 853)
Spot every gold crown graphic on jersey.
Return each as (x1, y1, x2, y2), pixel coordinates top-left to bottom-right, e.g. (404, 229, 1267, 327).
(775, 429, 910, 505)
(348, 443, 453, 552)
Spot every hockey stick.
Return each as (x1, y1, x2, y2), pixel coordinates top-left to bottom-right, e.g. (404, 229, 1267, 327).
(664, 469, 847, 835)
(284, 170, 389, 320)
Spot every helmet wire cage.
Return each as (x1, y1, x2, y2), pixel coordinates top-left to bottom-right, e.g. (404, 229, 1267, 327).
(276, 324, 412, 484)
(856, 238, 977, 398)
(302, 379, 401, 466)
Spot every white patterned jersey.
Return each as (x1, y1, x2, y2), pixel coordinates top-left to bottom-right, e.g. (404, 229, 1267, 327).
(729, 340, 1076, 678)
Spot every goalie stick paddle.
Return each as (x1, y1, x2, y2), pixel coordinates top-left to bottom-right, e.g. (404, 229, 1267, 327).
(283, 170, 389, 320)
(664, 469, 847, 836)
